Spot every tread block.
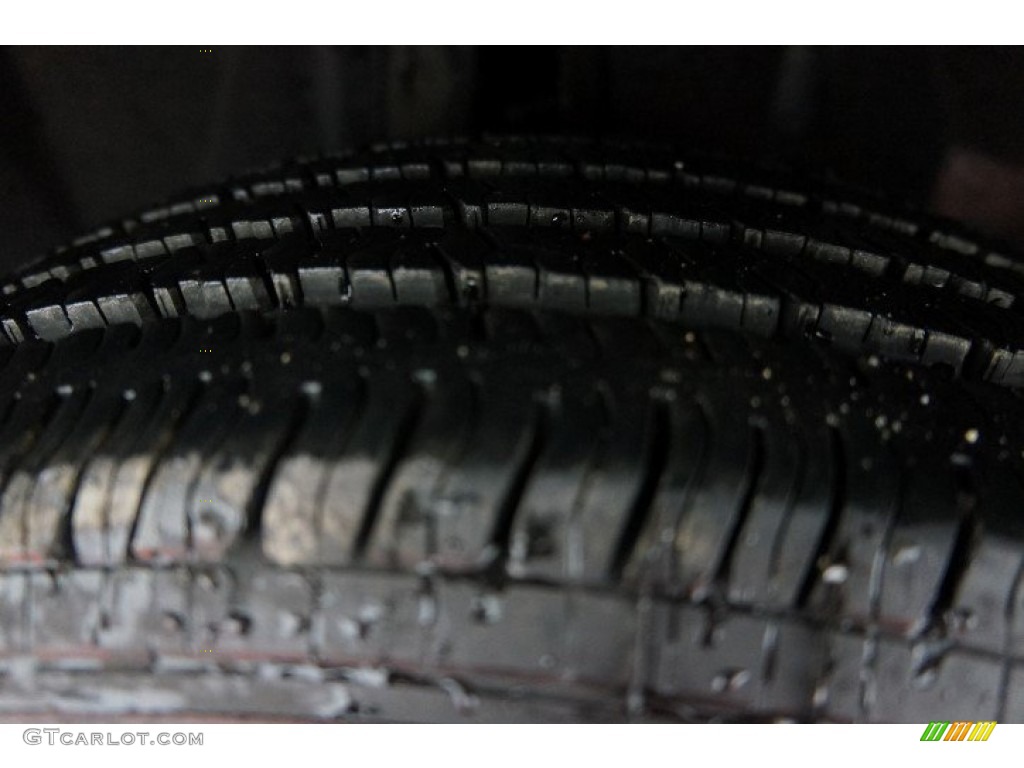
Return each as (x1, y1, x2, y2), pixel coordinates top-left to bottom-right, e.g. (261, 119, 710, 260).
(868, 639, 1002, 722)
(508, 381, 606, 580)
(1002, 666, 1024, 722)
(804, 416, 899, 621)
(318, 572, 426, 666)
(391, 241, 450, 306)
(25, 305, 73, 342)
(96, 568, 188, 655)
(951, 536, 1021, 657)
(623, 394, 708, 585)
(367, 370, 475, 569)
(426, 373, 543, 570)
(132, 371, 246, 562)
(178, 273, 235, 320)
(727, 413, 807, 606)
(316, 371, 423, 564)
(25, 390, 128, 564)
(347, 248, 396, 307)
(30, 570, 104, 655)
(757, 423, 836, 609)
(0, 573, 27, 655)
(188, 394, 303, 562)
(570, 388, 652, 580)
(650, 604, 825, 716)
(210, 569, 313, 659)
(71, 379, 174, 567)
(0, 388, 92, 565)
(297, 252, 349, 307)
(877, 462, 964, 631)
(436, 582, 634, 687)
(481, 241, 538, 307)
(261, 373, 363, 566)
(673, 399, 756, 596)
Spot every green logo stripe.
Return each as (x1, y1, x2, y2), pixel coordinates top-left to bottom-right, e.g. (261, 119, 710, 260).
(921, 722, 950, 741)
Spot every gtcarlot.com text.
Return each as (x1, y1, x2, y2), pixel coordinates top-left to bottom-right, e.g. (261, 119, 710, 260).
(23, 729, 203, 746)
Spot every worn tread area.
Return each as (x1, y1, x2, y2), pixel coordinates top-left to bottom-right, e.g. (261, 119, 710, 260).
(0, 305, 1022, 722)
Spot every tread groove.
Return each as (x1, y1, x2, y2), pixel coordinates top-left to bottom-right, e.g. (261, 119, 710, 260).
(244, 394, 312, 543)
(714, 424, 766, 596)
(55, 388, 133, 564)
(795, 426, 846, 609)
(124, 378, 206, 563)
(610, 396, 671, 578)
(352, 382, 428, 559)
(921, 467, 981, 637)
(489, 397, 550, 574)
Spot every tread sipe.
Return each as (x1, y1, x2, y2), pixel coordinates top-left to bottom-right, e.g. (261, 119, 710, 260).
(1, 138, 1023, 722)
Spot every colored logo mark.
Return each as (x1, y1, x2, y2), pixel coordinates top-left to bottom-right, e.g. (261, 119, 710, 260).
(920, 721, 997, 741)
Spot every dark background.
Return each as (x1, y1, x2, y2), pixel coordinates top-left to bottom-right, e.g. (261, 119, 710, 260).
(1, 46, 1023, 274)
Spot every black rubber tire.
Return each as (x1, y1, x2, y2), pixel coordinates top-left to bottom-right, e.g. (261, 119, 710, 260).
(1, 137, 1024, 723)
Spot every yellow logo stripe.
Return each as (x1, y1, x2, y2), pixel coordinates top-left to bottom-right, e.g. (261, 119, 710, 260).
(970, 722, 997, 741)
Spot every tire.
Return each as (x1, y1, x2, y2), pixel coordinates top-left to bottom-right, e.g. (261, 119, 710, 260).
(0, 137, 1023, 723)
